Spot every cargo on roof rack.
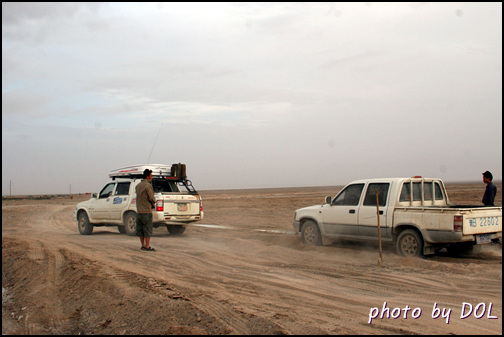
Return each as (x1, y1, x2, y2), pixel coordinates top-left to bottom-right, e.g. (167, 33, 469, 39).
(109, 164, 171, 179)
(109, 163, 187, 180)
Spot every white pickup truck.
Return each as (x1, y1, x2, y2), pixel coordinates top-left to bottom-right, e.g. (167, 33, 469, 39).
(75, 163, 204, 236)
(293, 177, 502, 257)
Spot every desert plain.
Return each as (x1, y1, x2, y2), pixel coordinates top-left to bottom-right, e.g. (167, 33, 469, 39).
(2, 182, 502, 335)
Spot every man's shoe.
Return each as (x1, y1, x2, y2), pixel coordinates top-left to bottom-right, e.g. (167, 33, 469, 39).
(141, 246, 147, 251)
(145, 247, 156, 251)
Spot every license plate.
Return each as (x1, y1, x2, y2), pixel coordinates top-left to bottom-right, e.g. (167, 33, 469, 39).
(177, 203, 188, 211)
(469, 216, 500, 228)
(476, 234, 492, 244)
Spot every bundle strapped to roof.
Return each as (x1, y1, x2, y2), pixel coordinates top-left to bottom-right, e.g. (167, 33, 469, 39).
(109, 163, 186, 180)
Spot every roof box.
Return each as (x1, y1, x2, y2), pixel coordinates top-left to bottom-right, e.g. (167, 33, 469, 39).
(109, 164, 172, 179)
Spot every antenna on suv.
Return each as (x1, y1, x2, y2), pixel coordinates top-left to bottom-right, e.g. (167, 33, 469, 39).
(147, 126, 162, 164)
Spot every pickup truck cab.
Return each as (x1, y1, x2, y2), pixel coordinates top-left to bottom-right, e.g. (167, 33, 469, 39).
(293, 177, 502, 257)
(75, 163, 204, 236)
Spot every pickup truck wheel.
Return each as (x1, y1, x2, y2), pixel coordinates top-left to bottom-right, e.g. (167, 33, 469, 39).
(301, 220, 322, 246)
(396, 229, 423, 257)
(78, 212, 93, 235)
(166, 225, 186, 235)
(123, 212, 137, 236)
(117, 226, 126, 234)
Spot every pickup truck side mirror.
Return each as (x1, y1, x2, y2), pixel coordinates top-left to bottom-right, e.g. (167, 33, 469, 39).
(325, 196, 332, 205)
(92, 193, 97, 198)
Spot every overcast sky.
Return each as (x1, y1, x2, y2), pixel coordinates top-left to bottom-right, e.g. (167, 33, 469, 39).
(2, 2, 502, 195)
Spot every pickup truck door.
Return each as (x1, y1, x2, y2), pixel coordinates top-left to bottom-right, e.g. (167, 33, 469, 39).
(358, 182, 391, 238)
(322, 183, 364, 236)
(90, 183, 115, 220)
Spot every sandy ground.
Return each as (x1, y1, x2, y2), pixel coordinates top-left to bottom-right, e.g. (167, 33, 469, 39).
(2, 183, 502, 335)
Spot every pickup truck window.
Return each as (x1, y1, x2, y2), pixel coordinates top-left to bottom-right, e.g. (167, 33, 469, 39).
(115, 182, 131, 196)
(99, 183, 115, 199)
(333, 184, 364, 206)
(400, 183, 411, 202)
(435, 182, 443, 200)
(363, 183, 390, 206)
(424, 182, 433, 201)
(400, 181, 445, 204)
(413, 182, 422, 201)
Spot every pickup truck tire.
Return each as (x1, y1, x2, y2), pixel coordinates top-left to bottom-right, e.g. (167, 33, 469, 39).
(78, 212, 93, 235)
(396, 229, 423, 257)
(301, 220, 322, 246)
(117, 226, 126, 234)
(166, 225, 186, 235)
(123, 212, 137, 236)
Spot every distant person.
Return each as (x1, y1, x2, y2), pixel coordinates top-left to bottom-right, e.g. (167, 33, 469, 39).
(135, 169, 156, 251)
(482, 171, 497, 206)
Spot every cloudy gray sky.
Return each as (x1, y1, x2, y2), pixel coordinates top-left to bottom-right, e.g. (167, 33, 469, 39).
(2, 2, 502, 195)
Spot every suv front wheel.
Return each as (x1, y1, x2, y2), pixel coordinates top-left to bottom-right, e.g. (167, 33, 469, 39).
(78, 212, 93, 235)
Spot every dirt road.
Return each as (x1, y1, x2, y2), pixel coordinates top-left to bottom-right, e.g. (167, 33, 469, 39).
(2, 183, 502, 334)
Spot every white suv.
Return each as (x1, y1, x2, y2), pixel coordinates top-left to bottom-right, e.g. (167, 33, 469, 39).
(75, 164, 204, 236)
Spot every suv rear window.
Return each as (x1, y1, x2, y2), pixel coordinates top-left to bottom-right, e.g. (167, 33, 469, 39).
(152, 179, 180, 193)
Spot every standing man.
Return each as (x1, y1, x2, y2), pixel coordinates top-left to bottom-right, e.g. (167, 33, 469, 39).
(482, 170, 497, 206)
(136, 169, 156, 251)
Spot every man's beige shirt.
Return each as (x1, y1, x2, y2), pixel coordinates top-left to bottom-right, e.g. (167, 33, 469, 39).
(135, 179, 155, 213)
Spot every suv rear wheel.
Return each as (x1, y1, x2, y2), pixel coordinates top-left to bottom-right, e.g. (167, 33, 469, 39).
(166, 225, 186, 235)
(123, 212, 137, 236)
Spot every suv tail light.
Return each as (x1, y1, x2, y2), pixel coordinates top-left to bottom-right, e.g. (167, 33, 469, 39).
(156, 200, 164, 212)
(454, 215, 463, 232)
(200, 201, 203, 212)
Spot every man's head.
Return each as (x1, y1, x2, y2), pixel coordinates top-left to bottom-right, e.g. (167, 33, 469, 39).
(143, 169, 153, 180)
(482, 170, 493, 183)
